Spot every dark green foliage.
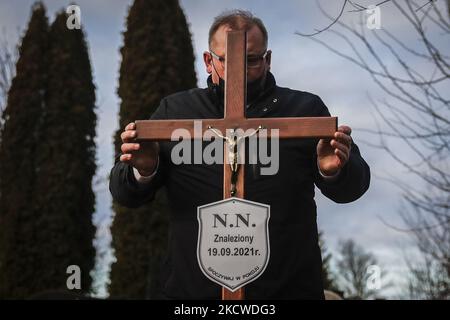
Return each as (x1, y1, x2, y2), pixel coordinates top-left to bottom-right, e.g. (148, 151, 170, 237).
(0, 3, 97, 298)
(109, 0, 197, 298)
(31, 10, 96, 296)
(0, 2, 50, 299)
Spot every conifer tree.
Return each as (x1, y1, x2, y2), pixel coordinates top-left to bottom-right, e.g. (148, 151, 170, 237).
(31, 9, 96, 296)
(0, 2, 50, 299)
(109, 0, 197, 298)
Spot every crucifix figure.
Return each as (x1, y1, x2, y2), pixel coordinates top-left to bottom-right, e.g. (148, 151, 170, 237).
(135, 31, 337, 300)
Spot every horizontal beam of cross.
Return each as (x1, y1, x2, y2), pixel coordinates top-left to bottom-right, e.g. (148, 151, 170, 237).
(135, 117, 337, 141)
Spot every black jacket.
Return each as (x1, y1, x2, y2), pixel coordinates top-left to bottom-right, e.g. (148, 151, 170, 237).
(109, 73, 370, 299)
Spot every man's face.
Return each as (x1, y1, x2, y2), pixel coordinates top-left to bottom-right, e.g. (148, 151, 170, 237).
(203, 24, 271, 84)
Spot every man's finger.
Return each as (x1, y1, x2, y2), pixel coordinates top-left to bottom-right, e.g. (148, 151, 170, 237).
(121, 143, 140, 154)
(331, 139, 349, 156)
(125, 122, 136, 131)
(121, 130, 136, 142)
(120, 154, 132, 163)
(335, 148, 348, 165)
(334, 132, 352, 147)
(338, 125, 352, 136)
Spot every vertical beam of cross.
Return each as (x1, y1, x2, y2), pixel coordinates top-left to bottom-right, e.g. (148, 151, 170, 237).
(221, 31, 246, 300)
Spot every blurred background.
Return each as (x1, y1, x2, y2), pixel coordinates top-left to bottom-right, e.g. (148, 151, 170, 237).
(0, 0, 448, 300)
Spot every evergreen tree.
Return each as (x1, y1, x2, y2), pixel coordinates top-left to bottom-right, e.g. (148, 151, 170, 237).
(0, 2, 49, 299)
(109, 0, 196, 298)
(31, 10, 96, 296)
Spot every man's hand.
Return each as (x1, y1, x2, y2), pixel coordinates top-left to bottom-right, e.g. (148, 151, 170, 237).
(317, 125, 352, 177)
(120, 122, 159, 176)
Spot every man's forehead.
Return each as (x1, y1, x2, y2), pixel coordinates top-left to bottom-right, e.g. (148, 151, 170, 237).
(210, 25, 233, 49)
(210, 24, 265, 53)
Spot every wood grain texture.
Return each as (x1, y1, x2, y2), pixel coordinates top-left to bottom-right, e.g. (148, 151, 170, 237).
(135, 117, 337, 140)
(224, 31, 246, 120)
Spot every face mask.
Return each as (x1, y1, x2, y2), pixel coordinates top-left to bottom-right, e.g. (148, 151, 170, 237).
(214, 74, 266, 104)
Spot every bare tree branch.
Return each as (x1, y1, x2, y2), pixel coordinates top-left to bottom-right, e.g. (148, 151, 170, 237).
(337, 239, 389, 299)
(295, 0, 348, 37)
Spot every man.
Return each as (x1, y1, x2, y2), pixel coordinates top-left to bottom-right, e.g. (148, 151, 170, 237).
(110, 10, 370, 299)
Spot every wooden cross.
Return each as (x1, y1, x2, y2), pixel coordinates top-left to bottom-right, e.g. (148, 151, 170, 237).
(135, 31, 337, 300)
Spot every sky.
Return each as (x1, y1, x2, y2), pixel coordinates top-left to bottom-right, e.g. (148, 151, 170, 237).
(0, 0, 448, 299)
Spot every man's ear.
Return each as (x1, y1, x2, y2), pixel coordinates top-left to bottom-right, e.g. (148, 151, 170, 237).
(203, 51, 213, 74)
